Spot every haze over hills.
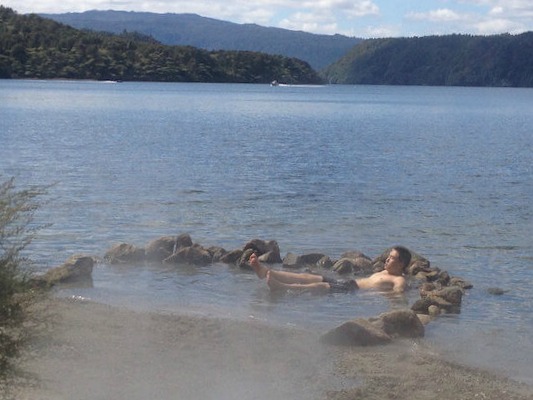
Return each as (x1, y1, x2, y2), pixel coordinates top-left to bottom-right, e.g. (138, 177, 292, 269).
(40, 10, 362, 70)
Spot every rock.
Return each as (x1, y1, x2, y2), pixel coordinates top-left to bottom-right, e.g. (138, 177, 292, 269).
(411, 295, 459, 314)
(352, 257, 374, 274)
(243, 239, 282, 263)
(320, 318, 392, 346)
(450, 277, 474, 290)
(411, 298, 433, 314)
(176, 233, 194, 248)
(299, 253, 328, 266)
(104, 243, 145, 264)
(414, 268, 441, 282)
(207, 246, 227, 263)
(40, 255, 94, 286)
(427, 286, 463, 305)
(419, 282, 440, 296)
(372, 309, 425, 338)
(238, 248, 255, 269)
(163, 245, 212, 266)
(341, 250, 368, 260)
(219, 249, 243, 264)
(487, 287, 507, 296)
(258, 250, 282, 264)
(436, 271, 451, 286)
(416, 314, 433, 325)
(282, 252, 328, 268)
(428, 305, 441, 317)
(317, 256, 334, 269)
(372, 260, 385, 272)
(406, 260, 432, 276)
(282, 252, 300, 268)
(320, 309, 424, 347)
(145, 236, 178, 262)
(333, 257, 373, 275)
(332, 258, 356, 274)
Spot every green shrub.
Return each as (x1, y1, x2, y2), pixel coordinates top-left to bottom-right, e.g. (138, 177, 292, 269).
(0, 177, 48, 373)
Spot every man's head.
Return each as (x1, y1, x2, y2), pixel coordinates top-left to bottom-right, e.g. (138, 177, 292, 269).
(384, 246, 412, 275)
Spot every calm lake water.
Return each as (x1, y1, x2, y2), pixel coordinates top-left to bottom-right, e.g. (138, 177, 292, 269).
(1, 80, 532, 383)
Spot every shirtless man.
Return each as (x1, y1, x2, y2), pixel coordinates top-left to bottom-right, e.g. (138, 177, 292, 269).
(248, 246, 411, 294)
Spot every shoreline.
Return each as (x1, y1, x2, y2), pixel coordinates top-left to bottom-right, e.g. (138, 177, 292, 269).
(5, 297, 533, 400)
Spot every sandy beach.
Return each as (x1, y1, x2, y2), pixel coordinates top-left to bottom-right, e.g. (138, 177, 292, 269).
(4, 297, 533, 400)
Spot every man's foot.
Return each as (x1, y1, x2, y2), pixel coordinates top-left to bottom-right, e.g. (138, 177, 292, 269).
(248, 253, 269, 279)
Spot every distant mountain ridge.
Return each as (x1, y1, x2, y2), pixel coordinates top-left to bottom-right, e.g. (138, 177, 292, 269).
(40, 10, 362, 70)
(0, 6, 322, 84)
(323, 33, 533, 87)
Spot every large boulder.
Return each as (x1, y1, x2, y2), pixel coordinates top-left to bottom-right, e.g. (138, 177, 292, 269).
(104, 243, 145, 264)
(332, 258, 356, 274)
(371, 310, 425, 338)
(426, 286, 463, 305)
(320, 318, 392, 346)
(145, 236, 178, 262)
(332, 256, 373, 275)
(163, 244, 213, 266)
(39, 255, 94, 286)
(320, 309, 424, 347)
(411, 284, 463, 314)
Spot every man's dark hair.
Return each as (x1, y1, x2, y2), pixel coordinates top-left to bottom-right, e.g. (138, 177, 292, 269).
(392, 246, 412, 269)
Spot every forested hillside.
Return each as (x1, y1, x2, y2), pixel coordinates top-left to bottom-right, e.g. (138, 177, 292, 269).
(323, 33, 533, 87)
(41, 10, 362, 70)
(0, 7, 322, 84)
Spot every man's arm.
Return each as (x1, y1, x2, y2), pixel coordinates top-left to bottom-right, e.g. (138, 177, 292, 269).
(392, 276, 407, 293)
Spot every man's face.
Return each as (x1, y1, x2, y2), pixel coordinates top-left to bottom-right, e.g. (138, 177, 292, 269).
(384, 249, 404, 275)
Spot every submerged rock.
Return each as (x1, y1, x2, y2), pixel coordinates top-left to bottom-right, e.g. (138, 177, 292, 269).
(487, 287, 508, 296)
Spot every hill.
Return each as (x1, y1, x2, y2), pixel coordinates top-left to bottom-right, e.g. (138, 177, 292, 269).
(0, 7, 322, 84)
(40, 10, 362, 70)
(323, 33, 533, 87)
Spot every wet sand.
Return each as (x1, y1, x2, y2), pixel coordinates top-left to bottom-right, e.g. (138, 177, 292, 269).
(5, 298, 533, 400)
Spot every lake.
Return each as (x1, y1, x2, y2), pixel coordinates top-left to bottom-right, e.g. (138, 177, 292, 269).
(1, 80, 532, 384)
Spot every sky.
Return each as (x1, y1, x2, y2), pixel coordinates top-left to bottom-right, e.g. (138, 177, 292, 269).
(3, 0, 533, 38)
